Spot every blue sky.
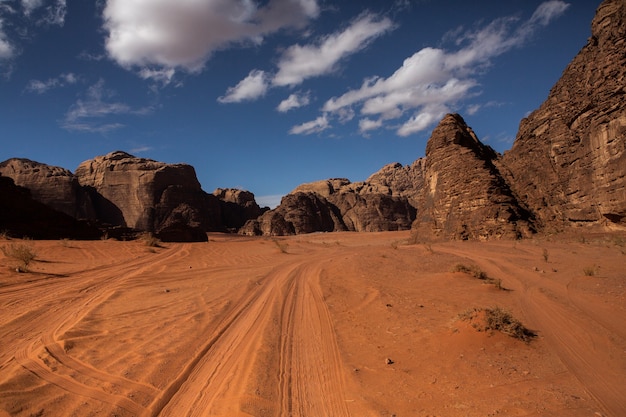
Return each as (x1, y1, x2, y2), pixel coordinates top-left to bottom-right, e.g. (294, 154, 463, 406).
(0, 0, 598, 208)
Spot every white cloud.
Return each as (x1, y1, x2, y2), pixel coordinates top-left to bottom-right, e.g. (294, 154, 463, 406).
(63, 79, 152, 133)
(21, 0, 66, 25)
(272, 13, 394, 87)
(138, 68, 176, 86)
(26, 72, 78, 93)
(218, 69, 269, 103)
(102, 0, 320, 75)
(289, 113, 329, 135)
(358, 117, 382, 133)
(320, 1, 569, 136)
(277, 92, 310, 112)
(21, 0, 44, 16)
(529, 0, 570, 26)
(0, 20, 12, 59)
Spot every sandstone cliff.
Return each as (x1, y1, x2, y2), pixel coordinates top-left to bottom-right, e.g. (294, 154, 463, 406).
(240, 177, 417, 236)
(74, 151, 220, 241)
(0, 173, 100, 240)
(502, 0, 626, 229)
(213, 188, 264, 231)
(413, 114, 534, 240)
(0, 158, 94, 219)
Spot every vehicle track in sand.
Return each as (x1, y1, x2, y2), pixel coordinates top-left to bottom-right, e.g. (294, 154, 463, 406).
(437, 242, 626, 417)
(150, 256, 355, 417)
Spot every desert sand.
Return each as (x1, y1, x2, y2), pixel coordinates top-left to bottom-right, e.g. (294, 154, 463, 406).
(0, 231, 625, 417)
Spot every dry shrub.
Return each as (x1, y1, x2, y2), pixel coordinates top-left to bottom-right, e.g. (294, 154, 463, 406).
(459, 307, 535, 342)
(2, 242, 37, 271)
(140, 232, 162, 248)
(272, 238, 289, 254)
(452, 263, 505, 289)
(583, 266, 596, 276)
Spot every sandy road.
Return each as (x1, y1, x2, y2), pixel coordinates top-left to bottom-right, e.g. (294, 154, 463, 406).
(437, 241, 626, 417)
(1, 232, 625, 416)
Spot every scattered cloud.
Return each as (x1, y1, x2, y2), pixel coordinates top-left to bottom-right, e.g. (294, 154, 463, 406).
(220, 12, 394, 105)
(21, 0, 65, 25)
(102, 0, 320, 76)
(319, 0, 569, 137)
(62, 79, 153, 133)
(25, 72, 78, 94)
(138, 68, 176, 87)
(129, 145, 153, 154)
(218, 69, 269, 103)
(277, 92, 310, 112)
(0, 19, 13, 60)
(272, 13, 394, 87)
(289, 113, 329, 135)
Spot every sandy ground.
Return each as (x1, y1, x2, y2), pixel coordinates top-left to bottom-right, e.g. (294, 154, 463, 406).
(0, 231, 625, 417)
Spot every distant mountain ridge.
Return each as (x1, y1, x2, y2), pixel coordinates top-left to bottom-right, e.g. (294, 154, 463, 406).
(1, 0, 624, 241)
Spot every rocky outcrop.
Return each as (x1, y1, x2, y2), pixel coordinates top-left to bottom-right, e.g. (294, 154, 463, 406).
(213, 188, 264, 231)
(75, 151, 219, 241)
(0, 173, 100, 240)
(502, 0, 626, 229)
(0, 158, 94, 219)
(241, 177, 417, 236)
(364, 160, 425, 206)
(413, 114, 535, 240)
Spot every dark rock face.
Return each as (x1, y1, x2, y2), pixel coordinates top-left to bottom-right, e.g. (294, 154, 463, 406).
(0, 158, 94, 219)
(240, 178, 417, 236)
(0, 174, 100, 240)
(502, 0, 626, 229)
(240, 192, 346, 236)
(213, 188, 264, 231)
(75, 151, 219, 241)
(413, 114, 534, 240)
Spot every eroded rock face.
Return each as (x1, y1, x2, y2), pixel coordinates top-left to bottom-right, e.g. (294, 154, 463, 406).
(502, 0, 626, 228)
(75, 151, 219, 241)
(0, 173, 100, 240)
(241, 176, 417, 236)
(213, 188, 264, 231)
(0, 158, 94, 219)
(413, 114, 534, 240)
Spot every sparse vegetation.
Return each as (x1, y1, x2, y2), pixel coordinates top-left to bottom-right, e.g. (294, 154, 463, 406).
(0, 230, 9, 240)
(140, 232, 162, 248)
(459, 307, 535, 342)
(542, 248, 549, 262)
(452, 263, 505, 290)
(583, 266, 596, 276)
(272, 238, 289, 254)
(2, 242, 37, 272)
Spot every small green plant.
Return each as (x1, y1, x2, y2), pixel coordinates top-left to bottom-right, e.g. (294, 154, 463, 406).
(542, 248, 549, 262)
(2, 242, 37, 272)
(583, 266, 596, 276)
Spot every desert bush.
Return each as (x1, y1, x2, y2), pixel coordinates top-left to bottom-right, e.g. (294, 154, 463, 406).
(459, 307, 535, 342)
(583, 266, 596, 276)
(2, 242, 37, 271)
(140, 233, 162, 248)
(272, 238, 289, 254)
(452, 263, 505, 290)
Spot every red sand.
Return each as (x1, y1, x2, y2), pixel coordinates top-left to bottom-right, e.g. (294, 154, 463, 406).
(1, 231, 625, 416)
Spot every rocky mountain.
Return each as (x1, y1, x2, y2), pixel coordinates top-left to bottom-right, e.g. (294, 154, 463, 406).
(502, 0, 626, 230)
(1, 152, 263, 242)
(75, 151, 222, 241)
(213, 188, 265, 231)
(0, 173, 100, 240)
(412, 114, 534, 240)
(240, 177, 417, 236)
(0, 158, 94, 219)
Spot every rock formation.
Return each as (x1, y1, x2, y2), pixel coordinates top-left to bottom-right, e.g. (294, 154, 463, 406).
(412, 114, 534, 240)
(213, 188, 264, 231)
(0, 173, 100, 240)
(75, 151, 220, 241)
(240, 177, 417, 236)
(0, 158, 94, 219)
(502, 0, 626, 229)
